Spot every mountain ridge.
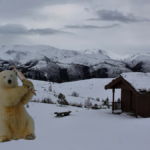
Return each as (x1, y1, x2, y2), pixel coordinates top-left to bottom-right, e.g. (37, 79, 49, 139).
(0, 45, 149, 82)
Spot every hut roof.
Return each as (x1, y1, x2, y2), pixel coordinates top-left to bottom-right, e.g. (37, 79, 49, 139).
(106, 72, 150, 94)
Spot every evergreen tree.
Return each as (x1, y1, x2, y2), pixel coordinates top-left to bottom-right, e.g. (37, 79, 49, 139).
(57, 93, 69, 106)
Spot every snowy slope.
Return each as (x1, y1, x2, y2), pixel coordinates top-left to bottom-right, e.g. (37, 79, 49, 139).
(0, 45, 132, 82)
(59, 53, 108, 65)
(18, 78, 121, 105)
(124, 52, 150, 72)
(0, 45, 109, 65)
(0, 45, 113, 67)
(0, 74, 150, 150)
(0, 45, 149, 82)
(125, 53, 150, 64)
(0, 45, 82, 64)
(1, 103, 150, 150)
(81, 48, 123, 60)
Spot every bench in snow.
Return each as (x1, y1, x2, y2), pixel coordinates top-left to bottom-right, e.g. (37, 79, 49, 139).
(54, 111, 71, 117)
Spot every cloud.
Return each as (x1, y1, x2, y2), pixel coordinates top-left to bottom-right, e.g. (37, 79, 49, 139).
(0, 24, 71, 35)
(88, 9, 150, 23)
(0, 0, 90, 19)
(84, 7, 90, 12)
(64, 24, 120, 29)
(28, 28, 72, 35)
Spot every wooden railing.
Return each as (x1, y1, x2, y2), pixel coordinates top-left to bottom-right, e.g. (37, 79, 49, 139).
(113, 102, 121, 110)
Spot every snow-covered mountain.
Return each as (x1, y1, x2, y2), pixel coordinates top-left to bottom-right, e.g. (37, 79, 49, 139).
(80, 48, 123, 60)
(0, 45, 83, 64)
(0, 45, 149, 82)
(124, 52, 150, 72)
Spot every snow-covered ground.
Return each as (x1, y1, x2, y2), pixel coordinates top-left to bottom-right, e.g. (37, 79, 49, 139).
(28, 78, 121, 106)
(1, 78, 150, 150)
(1, 103, 150, 150)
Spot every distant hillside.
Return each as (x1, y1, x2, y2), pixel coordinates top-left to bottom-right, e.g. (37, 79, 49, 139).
(0, 45, 149, 82)
(123, 53, 150, 72)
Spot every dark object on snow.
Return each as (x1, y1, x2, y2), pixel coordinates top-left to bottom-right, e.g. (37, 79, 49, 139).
(105, 73, 150, 118)
(92, 104, 99, 109)
(57, 93, 69, 106)
(54, 111, 71, 117)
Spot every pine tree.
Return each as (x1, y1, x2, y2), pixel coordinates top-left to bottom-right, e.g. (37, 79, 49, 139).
(57, 93, 69, 106)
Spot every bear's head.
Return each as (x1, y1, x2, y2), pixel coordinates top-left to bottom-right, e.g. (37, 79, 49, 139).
(0, 70, 18, 88)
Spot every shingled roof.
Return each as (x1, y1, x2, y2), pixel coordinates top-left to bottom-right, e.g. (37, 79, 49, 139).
(105, 72, 150, 94)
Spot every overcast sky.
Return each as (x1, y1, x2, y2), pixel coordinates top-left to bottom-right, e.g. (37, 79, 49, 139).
(0, 0, 150, 55)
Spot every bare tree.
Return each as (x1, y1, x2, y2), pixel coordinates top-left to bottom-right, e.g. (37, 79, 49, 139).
(85, 97, 92, 109)
(49, 85, 52, 92)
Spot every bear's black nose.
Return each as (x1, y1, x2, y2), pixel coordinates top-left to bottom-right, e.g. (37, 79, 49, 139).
(8, 80, 12, 84)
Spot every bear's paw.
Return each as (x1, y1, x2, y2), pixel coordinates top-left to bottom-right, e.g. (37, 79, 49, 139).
(24, 134, 36, 140)
(0, 136, 11, 143)
(22, 79, 34, 90)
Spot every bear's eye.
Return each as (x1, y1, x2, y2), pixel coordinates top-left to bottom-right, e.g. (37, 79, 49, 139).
(3, 76, 6, 78)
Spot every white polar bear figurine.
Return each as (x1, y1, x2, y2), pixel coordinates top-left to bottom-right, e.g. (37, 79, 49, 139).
(0, 70, 36, 142)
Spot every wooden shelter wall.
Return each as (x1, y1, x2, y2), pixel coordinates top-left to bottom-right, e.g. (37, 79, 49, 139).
(105, 76, 150, 118)
(121, 89, 131, 111)
(138, 95, 150, 117)
(138, 95, 146, 117)
(131, 92, 136, 111)
(146, 95, 150, 117)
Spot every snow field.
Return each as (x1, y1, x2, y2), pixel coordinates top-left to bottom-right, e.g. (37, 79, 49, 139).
(26, 78, 121, 106)
(1, 103, 150, 150)
(1, 78, 150, 150)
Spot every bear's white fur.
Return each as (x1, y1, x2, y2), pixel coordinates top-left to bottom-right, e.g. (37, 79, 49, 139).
(0, 70, 35, 142)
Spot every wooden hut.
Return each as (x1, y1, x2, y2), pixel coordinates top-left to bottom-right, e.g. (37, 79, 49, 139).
(105, 72, 150, 118)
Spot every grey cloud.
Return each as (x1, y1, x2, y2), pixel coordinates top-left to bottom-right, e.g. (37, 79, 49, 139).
(65, 24, 120, 29)
(84, 7, 90, 12)
(0, 24, 71, 35)
(0, 0, 90, 19)
(88, 9, 150, 23)
(28, 28, 72, 35)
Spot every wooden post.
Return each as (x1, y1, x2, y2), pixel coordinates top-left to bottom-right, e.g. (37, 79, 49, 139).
(112, 88, 115, 113)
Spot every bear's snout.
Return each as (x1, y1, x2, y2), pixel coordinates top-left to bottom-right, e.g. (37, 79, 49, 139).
(8, 79, 12, 84)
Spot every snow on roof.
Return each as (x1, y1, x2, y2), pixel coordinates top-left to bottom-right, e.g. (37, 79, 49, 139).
(121, 72, 150, 93)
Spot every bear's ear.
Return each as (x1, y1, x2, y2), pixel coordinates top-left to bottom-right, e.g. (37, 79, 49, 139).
(12, 69, 17, 76)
